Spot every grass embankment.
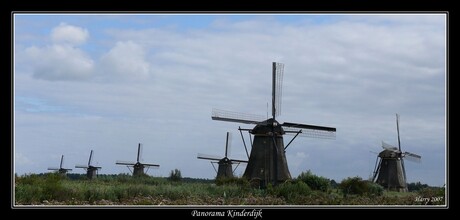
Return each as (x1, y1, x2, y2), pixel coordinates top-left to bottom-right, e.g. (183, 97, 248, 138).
(14, 173, 445, 205)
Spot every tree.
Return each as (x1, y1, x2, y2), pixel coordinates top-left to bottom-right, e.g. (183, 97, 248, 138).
(169, 169, 182, 182)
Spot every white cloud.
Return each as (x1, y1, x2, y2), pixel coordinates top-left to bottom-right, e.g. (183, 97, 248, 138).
(296, 152, 307, 158)
(99, 41, 150, 80)
(51, 22, 89, 45)
(18, 23, 94, 81)
(25, 44, 94, 81)
(15, 152, 34, 166)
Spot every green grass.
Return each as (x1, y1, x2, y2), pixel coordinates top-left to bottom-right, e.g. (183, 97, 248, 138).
(14, 173, 446, 205)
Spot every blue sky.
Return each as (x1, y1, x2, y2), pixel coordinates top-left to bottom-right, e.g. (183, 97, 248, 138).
(14, 13, 446, 187)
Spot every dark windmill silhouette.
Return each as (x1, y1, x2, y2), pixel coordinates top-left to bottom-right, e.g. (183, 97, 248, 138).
(372, 114, 421, 192)
(197, 132, 248, 179)
(48, 155, 72, 175)
(75, 150, 101, 179)
(212, 62, 336, 187)
(116, 143, 159, 176)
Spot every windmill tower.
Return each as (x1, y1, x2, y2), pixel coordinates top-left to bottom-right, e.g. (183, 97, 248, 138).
(48, 155, 72, 175)
(75, 150, 101, 179)
(372, 114, 422, 192)
(212, 62, 336, 187)
(116, 143, 160, 176)
(197, 132, 248, 179)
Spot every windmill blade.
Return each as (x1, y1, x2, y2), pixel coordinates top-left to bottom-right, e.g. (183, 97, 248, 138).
(404, 151, 422, 163)
(197, 153, 221, 161)
(48, 167, 60, 170)
(90, 166, 102, 169)
(283, 126, 336, 139)
(88, 150, 94, 166)
(63, 168, 72, 171)
(116, 160, 136, 165)
(272, 62, 284, 118)
(396, 113, 401, 151)
(60, 155, 64, 169)
(75, 165, 89, 169)
(282, 122, 336, 132)
(137, 143, 143, 162)
(369, 150, 379, 155)
(225, 132, 232, 157)
(142, 163, 160, 167)
(212, 109, 265, 125)
(229, 158, 249, 163)
(382, 141, 398, 151)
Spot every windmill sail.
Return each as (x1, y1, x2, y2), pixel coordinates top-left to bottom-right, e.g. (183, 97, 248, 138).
(273, 62, 284, 118)
(60, 155, 64, 169)
(75, 164, 89, 168)
(382, 141, 398, 151)
(404, 152, 421, 163)
(115, 160, 137, 165)
(88, 150, 94, 166)
(197, 153, 222, 161)
(212, 109, 265, 125)
(229, 158, 249, 163)
(142, 163, 160, 167)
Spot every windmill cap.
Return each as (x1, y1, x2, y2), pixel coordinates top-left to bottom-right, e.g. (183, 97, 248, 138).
(251, 118, 285, 135)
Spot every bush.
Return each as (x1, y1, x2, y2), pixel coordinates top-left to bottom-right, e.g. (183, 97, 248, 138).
(339, 176, 368, 196)
(339, 177, 383, 196)
(418, 186, 445, 198)
(169, 169, 182, 182)
(297, 170, 330, 192)
(367, 182, 384, 196)
(268, 181, 311, 201)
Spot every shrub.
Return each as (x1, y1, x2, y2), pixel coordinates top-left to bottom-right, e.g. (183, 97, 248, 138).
(268, 181, 311, 201)
(367, 182, 384, 196)
(418, 186, 445, 199)
(297, 170, 330, 192)
(339, 176, 368, 196)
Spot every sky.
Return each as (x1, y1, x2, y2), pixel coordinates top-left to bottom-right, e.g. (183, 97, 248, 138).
(13, 13, 446, 186)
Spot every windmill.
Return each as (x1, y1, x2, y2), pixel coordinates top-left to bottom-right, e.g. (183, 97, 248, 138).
(197, 132, 248, 179)
(372, 114, 421, 192)
(212, 62, 336, 187)
(116, 143, 159, 176)
(48, 155, 72, 175)
(75, 150, 101, 179)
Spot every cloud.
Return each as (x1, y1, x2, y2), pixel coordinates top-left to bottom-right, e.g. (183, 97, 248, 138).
(51, 22, 89, 45)
(99, 41, 150, 80)
(296, 152, 307, 158)
(15, 152, 34, 166)
(19, 23, 94, 81)
(24, 44, 94, 81)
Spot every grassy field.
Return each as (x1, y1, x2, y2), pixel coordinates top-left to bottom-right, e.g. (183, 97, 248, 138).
(14, 173, 445, 206)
